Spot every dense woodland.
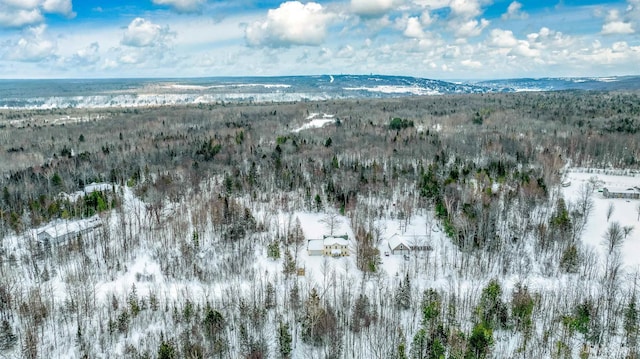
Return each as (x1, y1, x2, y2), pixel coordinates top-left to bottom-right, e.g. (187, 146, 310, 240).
(0, 91, 640, 358)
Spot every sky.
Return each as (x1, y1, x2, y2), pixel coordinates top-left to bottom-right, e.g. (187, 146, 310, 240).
(0, 0, 638, 79)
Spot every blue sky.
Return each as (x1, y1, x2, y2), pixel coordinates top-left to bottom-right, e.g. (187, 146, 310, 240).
(0, 0, 638, 79)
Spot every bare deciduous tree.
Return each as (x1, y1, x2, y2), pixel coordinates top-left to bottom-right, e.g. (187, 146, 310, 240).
(576, 183, 594, 224)
(606, 202, 615, 222)
(320, 212, 342, 236)
(603, 221, 624, 255)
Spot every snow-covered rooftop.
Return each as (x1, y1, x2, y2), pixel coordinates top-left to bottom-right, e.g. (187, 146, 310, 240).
(323, 235, 349, 246)
(307, 239, 324, 251)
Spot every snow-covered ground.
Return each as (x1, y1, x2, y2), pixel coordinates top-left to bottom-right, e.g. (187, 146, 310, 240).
(562, 169, 640, 270)
(292, 113, 336, 133)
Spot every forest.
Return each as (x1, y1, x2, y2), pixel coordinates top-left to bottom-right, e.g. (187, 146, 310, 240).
(1, 90, 640, 358)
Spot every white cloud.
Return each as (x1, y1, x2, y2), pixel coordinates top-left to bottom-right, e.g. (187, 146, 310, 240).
(454, 18, 489, 38)
(0, 0, 75, 27)
(1, 0, 40, 9)
(488, 29, 518, 47)
(67, 42, 99, 66)
(152, 0, 205, 13)
(420, 10, 433, 26)
(351, 0, 398, 17)
(461, 59, 482, 68)
(502, 1, 527, 20)
(245, 1, 334, 47)
(411, 0, 449, 9)
(6, 24, 56, 62)
(336, 44, 355, 58)
(121, 18, 172, 47)
(509, 42, 540, 58)
(602, 21, 635, 34)
(449, 0, 482, 19)
(42, 0, 74, 17)
(404, 17, 425, 38)
(0, 8, 42, 27)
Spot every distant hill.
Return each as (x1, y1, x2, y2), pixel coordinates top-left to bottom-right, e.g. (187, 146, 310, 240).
(0, 74, 639, 109)
(473, 76, 640, 92)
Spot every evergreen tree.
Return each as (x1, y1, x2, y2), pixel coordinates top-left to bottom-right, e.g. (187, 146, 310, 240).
(289, 282, 300, 310)
(157, 336, 177, 359)
(410, 328, 428, 359)
(625, 294, 638, 348)
(0, 320, 17, 350)
(395, 273, 412, 310)
(265, 282, 276, 310)
(477, 279, 507, 329)
(278, 321, 292, 359)
(466, 322, 493, 359)
(282, 250, 296, 276)
(350, 294, 375, 332)
(267, 241, 280, 259)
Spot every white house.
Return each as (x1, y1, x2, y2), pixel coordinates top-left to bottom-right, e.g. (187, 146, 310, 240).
(307, 234, 350, 257)
(36, 216, 102, 245)
(388, 236, 411, 255)
(603, 187, 640, 199)
(387, 234, 432, 255)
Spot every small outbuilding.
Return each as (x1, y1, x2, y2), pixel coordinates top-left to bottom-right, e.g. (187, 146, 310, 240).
(603, 187, 640, 199)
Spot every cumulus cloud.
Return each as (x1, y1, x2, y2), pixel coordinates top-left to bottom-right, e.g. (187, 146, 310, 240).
(152, 0, 205, 13)
(600, 2, 638, 34)
(336, 44, 355, 58)
(67, 42, 100, 66)
(488, 29, 518, 48)
(502, 1, 527, 20)
(351, 0, 398, 17)
(446, 0, 490, 38)
(461, 59, 482, 68)
(121, 18, 172, 47)
(245, 1, 334, 47)
(449, 0, 482, 19)
(0, 7, 42, 27)
(602, 21, 635, 34)
(404, 17, 425, 38)
(420, 10, 433, 26)
(6, 24, 56, 61)
(0, 0, 74, 28)
(42, 0, 75, 17)
(454, 18, 489, 38)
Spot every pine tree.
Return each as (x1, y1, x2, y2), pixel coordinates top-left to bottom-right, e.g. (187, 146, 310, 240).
(0, 320, 17, 350)
(265, 282, 276, 310)
(410, 328, 427, 359)
(395, 273, 412, 310)
(278, 321, 292, 358)
(290, 282, 300, 310)
(158, 336, 177, 359)
(467, 322, 493, 359)
(268, 241, 281, 259)
(625, 294, 639, 348)
(283, 250, 296, 276)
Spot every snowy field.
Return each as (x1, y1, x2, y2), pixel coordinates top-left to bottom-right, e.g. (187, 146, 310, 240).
(292, 113, 336, 133)
(562, 169, 640, 270)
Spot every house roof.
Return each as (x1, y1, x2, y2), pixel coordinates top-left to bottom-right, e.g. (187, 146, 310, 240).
(388, 234, 430, 250)
(37, 216, 102, 239)
(388, 235, 411, 251)
(605, 187, 639, 194)
(323, 236, 349, 246)
(307, 239, 324, 251)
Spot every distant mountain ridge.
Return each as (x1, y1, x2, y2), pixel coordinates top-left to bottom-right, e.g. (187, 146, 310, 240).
(0, 74, 638, 109)
(473, 75, 640, 92)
